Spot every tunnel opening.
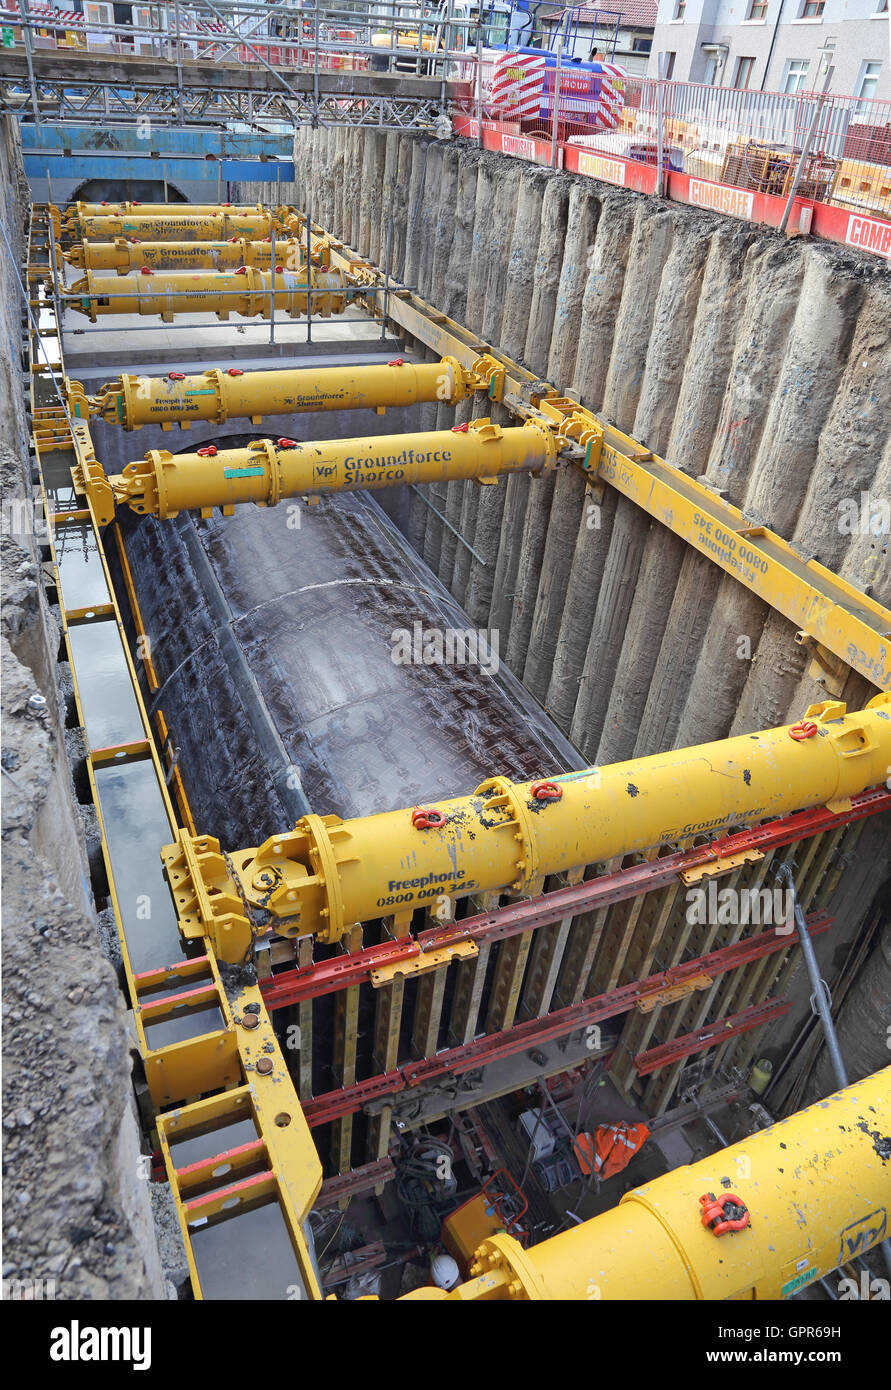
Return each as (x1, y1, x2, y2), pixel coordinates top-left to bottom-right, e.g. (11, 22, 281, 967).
(70, 178, 190, 205)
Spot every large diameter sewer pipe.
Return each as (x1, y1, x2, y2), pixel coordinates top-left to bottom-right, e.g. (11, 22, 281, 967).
(213, 696, 891, 944)
(111, 419, 556, 517)
(92, 357, 475, 430)
(404, 1066, 891, 1300)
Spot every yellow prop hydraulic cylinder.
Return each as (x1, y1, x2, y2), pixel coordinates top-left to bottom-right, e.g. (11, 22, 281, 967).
(64, 201, 269, 222)
(111, 418, 556, 517)
(71, 210, 293, 243)
(91, 357, 487, 431)
(64, 266, 346, 323)
(407, 1066, 891, 1300)
(65, 237, 308, 275)
(213, 695, 891, 944)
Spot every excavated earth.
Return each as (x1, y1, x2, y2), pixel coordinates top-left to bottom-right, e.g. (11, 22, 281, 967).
(1, 120, 166, 1298)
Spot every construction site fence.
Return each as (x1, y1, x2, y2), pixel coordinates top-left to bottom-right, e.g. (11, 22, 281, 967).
(451, 67, 891, 259)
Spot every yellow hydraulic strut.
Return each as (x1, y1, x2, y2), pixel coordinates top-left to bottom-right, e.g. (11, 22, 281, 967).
(63, 200, 271, 223)
(65, 237, 311, 275)
(67, 209, 295, 243)
(405, 1066, 891, 1300)
(63, 265, 347, 322)
(111, 418, 555, 517)
(89, 355, 505, 430)
(163, 696, 891, 950)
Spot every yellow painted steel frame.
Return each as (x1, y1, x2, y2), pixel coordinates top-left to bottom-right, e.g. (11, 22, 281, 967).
(43, 468, 323, 1301)
(165, 694, 891, 950)
(40, 503, 181, 989)
(313, 222, 891, 695)
(410, 1066, 891, 1300)
(109, 520, 197, 832)
(28, 207, 323, 1301)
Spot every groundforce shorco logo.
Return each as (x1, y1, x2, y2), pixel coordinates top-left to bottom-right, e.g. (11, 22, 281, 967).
(49, 1321, 151, 1371)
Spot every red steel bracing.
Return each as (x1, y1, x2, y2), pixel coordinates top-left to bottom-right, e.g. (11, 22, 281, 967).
(173, 1138, 265, 1180)
(313, 1157, 396, 1207)
(633, 998, 793, 1076)
(260, 935, 418, 1009)
(304, 1068, 406, 1126)
(301, 914, 832, 1127)
(258, 790, 889, 1010)
(417, 793, 887, 953)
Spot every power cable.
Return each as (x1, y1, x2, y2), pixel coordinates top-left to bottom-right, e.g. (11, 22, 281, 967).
(316, 1199, 352, 1262)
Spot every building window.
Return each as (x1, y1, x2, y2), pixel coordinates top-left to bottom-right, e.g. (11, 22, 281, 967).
(875, 1, 889, 14)
(800, 0, 824, 16)
(632, 35, 653, 52)
(783, 58, 810, 92)
(747, 0, 769, 18)
(664, 51, 676, 79)
(673, 0, 686, 17)
(733, 56, 756, 88)
(856, 60, 882, 100)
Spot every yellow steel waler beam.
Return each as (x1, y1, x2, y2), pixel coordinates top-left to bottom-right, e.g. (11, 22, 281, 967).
(87, 354, 505, 430)
(41, 430, 324, 1302)
(315, 222, 891, 694)
(110, 418, 555, 517)
(30, 207, 324, 1300)
(65, 236, 309, 275)
(405, 1066, 891, 1299)
(163, 695, 891, 951)
(595, 431, 891, 693)
(64, 264, 346, 323)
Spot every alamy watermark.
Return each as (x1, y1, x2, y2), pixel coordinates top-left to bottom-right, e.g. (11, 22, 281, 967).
(3, 1275, 57, 1300)
(837, 1270, 889, 1300)
(2, 498, 48, 540)
(49, 1322, 151, 1370)
(837, 491, 889, 536)
(390, 621, 499, 676)
(686, 883, 794, 931)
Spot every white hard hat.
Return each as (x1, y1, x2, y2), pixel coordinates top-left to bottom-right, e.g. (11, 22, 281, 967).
(431, 1254, 461, 1290)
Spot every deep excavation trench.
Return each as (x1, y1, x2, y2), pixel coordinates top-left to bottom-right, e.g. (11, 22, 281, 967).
(258, 130, 889, 1067)
(257, 129, 891, 1082)
(118, 137, 891, 1168)
(3, 117, 891, 1299)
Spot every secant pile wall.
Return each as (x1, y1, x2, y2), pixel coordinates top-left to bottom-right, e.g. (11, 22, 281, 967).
(283, 130, 891, 760)
(252, 132, 891, 1096)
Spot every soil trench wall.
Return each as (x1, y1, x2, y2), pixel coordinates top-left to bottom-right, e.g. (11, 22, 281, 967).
(280, 131, 891, 765)
(263, 133, 891, 1096)
(1, 115, 166, 1299)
